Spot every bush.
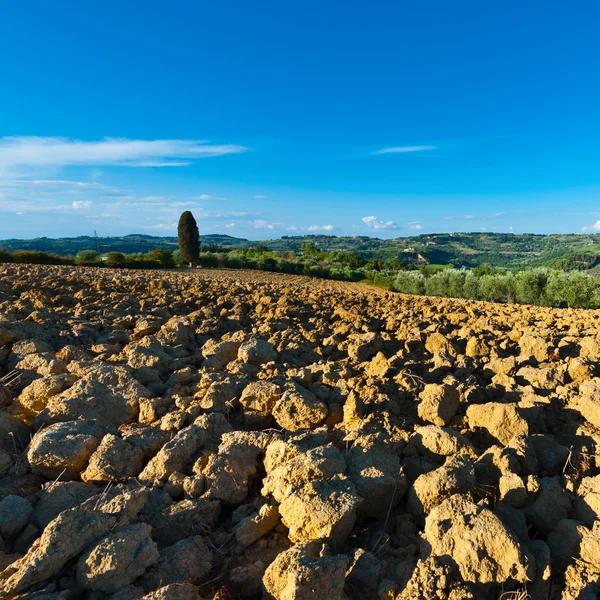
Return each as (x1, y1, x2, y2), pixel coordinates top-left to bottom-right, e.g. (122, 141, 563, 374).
(75, 250, 101, 266)
(545, 271, 600, 308)
(515, 268, 550, 305)
(105, 252, 127, 268)
(478, 273, 517, 303)
(145, 249, 175, 268)
(393, 271, 426, 295)
(197, 252, 219, 268)
(424, 269, 467, 298)
(172, 250, 187, 267)
(10, 251, 63, 265)
(0, 248, 15, 263)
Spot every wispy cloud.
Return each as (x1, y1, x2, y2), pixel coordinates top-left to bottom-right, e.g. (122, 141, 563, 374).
(250, 219, 276, 230)
(307, 225, 334, 231)
(72, 200, 92, 210)
(193, 194, 227, 201)
(254, 195, 268, 199)
(444, 214, 476, 220)
(362, 215, 400, 230)
(3, 179, 109, 189)
(372, 145, 435, 155)
(141, 222, 178, 230)
(0, 136, 249, 172)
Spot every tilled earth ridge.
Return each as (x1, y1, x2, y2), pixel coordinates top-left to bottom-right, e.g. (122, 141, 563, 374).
(0, 265, 599, 599)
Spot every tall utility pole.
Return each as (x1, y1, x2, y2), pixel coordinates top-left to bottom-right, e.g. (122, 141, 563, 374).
(93, 230, 100, 253)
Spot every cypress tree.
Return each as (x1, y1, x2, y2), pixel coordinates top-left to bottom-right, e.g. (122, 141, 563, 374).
(177, 211, 200, 267)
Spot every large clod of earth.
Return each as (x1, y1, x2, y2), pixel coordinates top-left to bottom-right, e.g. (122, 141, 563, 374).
(0, 264, 600, 599)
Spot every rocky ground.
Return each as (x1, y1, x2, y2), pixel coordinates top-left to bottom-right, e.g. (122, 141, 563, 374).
(0, 264, 599, 599)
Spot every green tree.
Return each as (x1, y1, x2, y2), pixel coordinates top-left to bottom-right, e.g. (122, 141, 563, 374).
(105, 252, 127, 268)
(145, 249, 175, 268)
(177, 211, 200, 267)
(75, 250, 100, 265)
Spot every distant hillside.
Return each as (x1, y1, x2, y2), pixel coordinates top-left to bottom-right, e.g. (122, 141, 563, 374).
(0, 234, 248, 255)
(4, 231, 600, 270)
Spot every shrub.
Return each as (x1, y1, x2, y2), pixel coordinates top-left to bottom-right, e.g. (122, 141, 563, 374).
(105, 252, 127, 268)
(393, 271, 426, 295)
(478, 273, 517, 303)
(424, 269, 467, 298)
(258, 255, 278, 271)
(545, 270, 600, 308)
(0, 249, 14, 263)
(515, 268, 550, 305)
(197, 252, 219, 268)
(12, 250, 71, 265)
(145, 249, 175, 268)
(75, 250, 101, 266)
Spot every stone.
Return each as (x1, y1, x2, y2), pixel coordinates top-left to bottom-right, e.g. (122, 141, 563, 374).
(525, 476, 573, 535)
(76, 523, 159, 593)
(82, 433, 145, 482)
(27, 419, 103, 480)
(203, 431, 268, 504)
(417, 384, 460, 426)
(364, 352, 391, 379)
(263, 541, 348, 600)
(423, 494, 533, 584)
(239, 380, 281, 415)
(409, 425, 477, 463)
(348, 332, 383, 362)
(0, 495, 33, 539)
(272, 384, 327, 432)
(32, 481, 99, 529)
(547, 519, 587, 565)
(519, 334, 548, 362)
(408, 455, 474, 519)
(235, 504, 280, 548)
(347, 435, 406, 517)
(16, 374, 76, 418)
(238, 338, 277, 365)
(151, 499, 221, 545)
(466, 402, 529, 445)
(0, 506, 117, 598)
(577, 379, 600, 429)
(279, 475, 361, 544)
(574, 474, 600, 528)
(141, 581, 201, 600)
(139, 424, 207, 484)
(141, 535, 212, 589)
(498, 473, 528, 507)
(36, 363, 151, 428)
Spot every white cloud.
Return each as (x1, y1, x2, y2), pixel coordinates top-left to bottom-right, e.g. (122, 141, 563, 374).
(250, 219, 275, 230)
(0, 136, 248, 171)
(254, 195, 268, 199)
(224, 222, 236, 228)
(194, 194, 227, 201)
(411, 224, 423, 230)
(72, 200, 92, 210)
(3, 179, 108, 189)
(372, 145, 435, 155)
(444, 214, 476, 220)
(582, 221, 600, 232)
(142, 223, 177, 230)
(307, 225, 334, 231)
(362, 215, 400, 230)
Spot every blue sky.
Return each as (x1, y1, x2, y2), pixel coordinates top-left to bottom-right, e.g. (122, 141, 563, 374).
(1, 1, 600, 239)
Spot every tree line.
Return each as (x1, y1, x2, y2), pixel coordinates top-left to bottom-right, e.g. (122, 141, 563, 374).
(2, 211, 600, 309)
(393, 267, 600, 309)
